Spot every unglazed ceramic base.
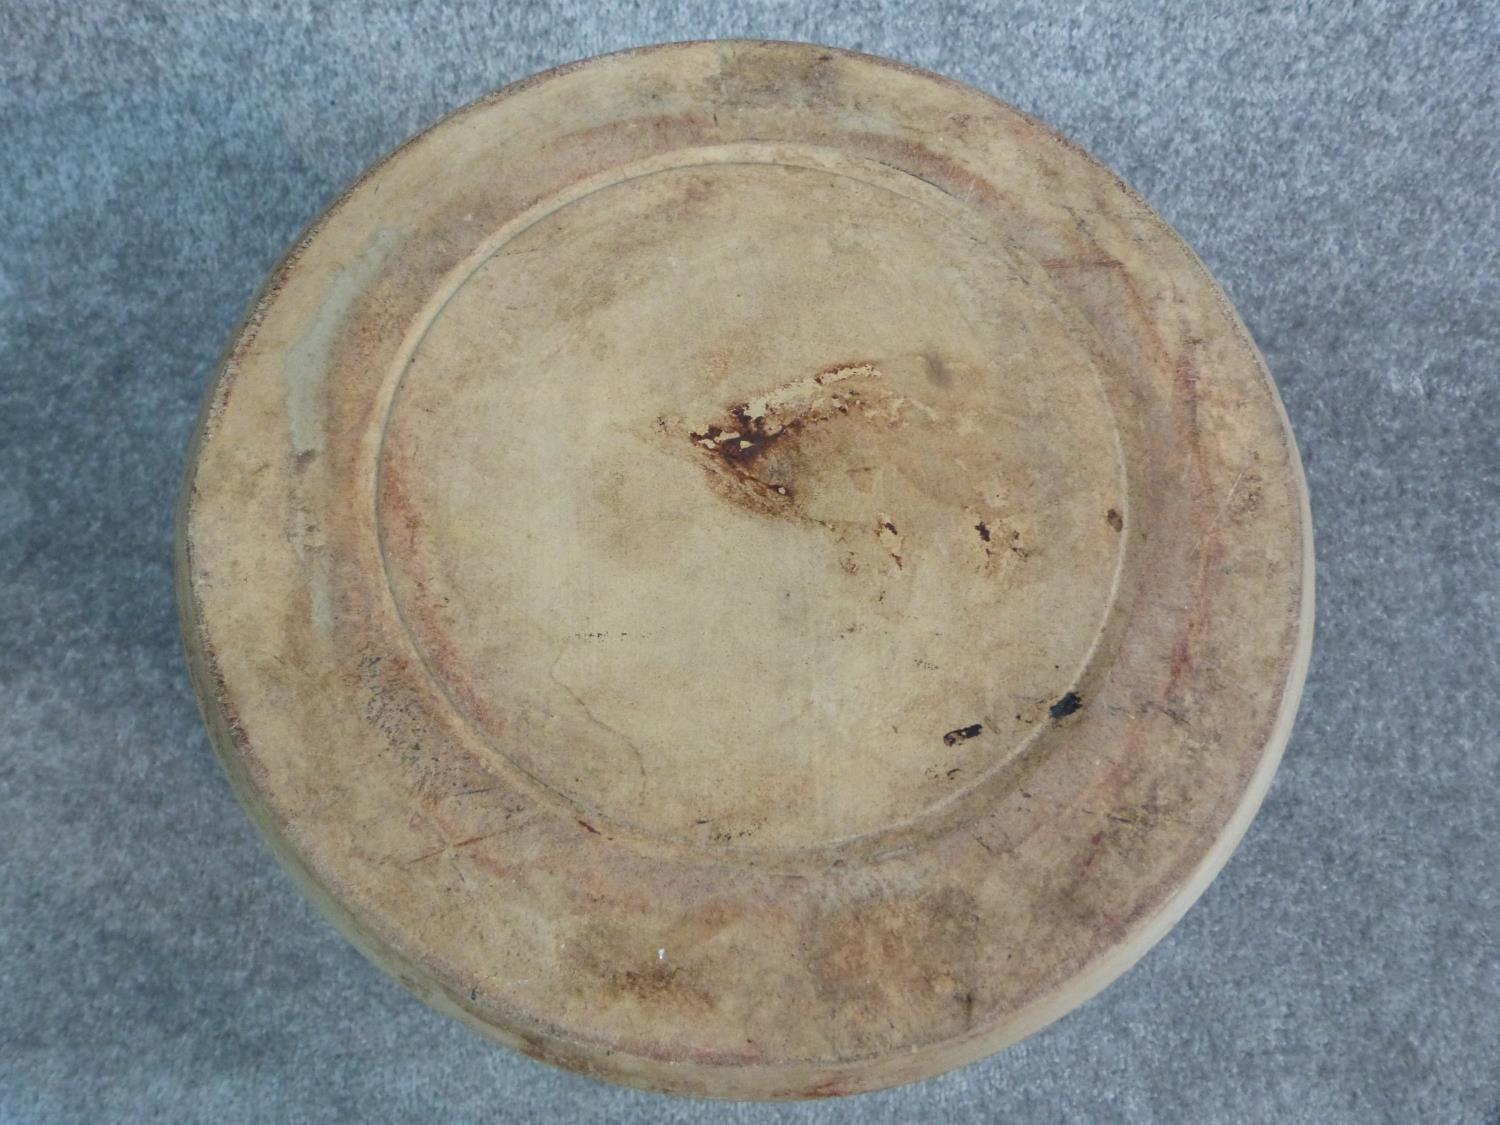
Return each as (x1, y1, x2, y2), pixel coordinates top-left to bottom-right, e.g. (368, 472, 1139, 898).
(177, 40, 1313, 1099)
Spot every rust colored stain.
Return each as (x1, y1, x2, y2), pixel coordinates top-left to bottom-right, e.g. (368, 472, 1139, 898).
(799, 1076, 854, 1099)
(689, 411, 802, 485)
(1163, 343, 1226, 706)
(678, 360, 885, 517)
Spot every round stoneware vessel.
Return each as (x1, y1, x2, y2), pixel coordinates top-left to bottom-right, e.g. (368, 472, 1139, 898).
(177, 40, 1313, 1099)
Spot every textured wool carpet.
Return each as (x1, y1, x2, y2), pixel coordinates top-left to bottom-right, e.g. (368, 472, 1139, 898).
(2, 2, 1497, 1122)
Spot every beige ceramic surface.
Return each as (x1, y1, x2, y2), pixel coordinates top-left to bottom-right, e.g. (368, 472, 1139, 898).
(177, 40, 1313, 1099)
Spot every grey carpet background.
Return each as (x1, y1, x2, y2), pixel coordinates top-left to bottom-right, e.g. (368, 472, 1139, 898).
(2, 2, 1497, 1122)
